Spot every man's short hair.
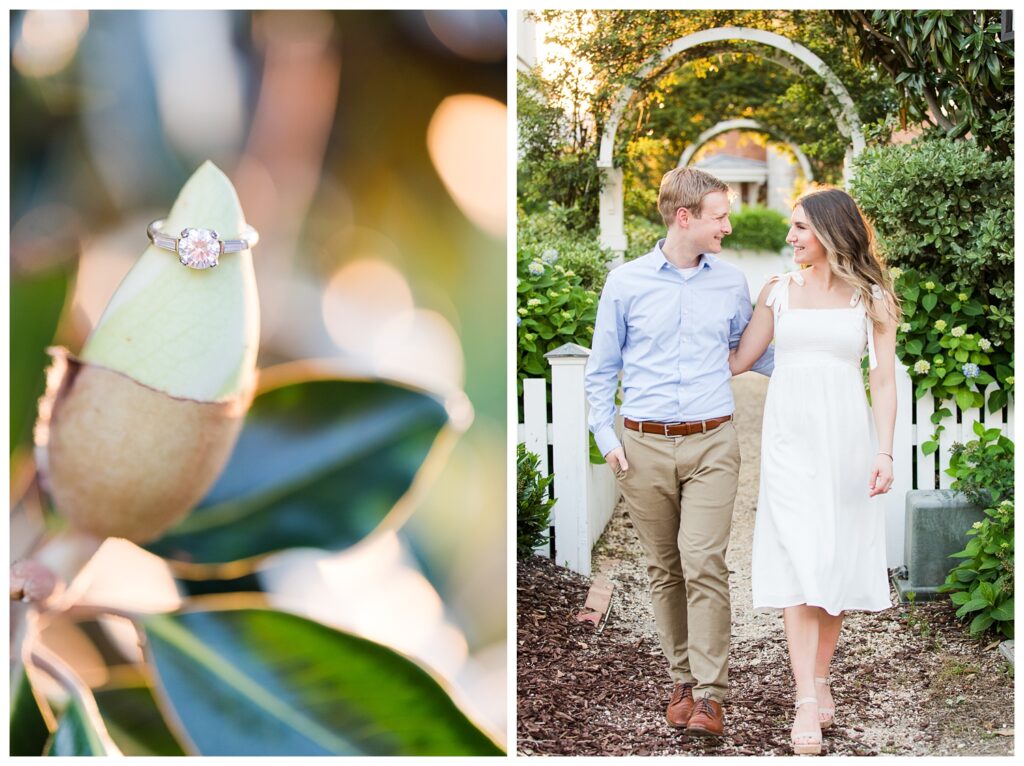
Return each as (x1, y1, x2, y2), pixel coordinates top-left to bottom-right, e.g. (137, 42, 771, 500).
(657, 167, 731, 225)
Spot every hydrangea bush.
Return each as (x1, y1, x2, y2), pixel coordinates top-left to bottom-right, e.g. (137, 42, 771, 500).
(890, 267, 1014, 455)
(852, 137, 1014, 453)
(937, 425, 1015, 638)
(516, 247, 598, 397)
(517, 204, 612, 292)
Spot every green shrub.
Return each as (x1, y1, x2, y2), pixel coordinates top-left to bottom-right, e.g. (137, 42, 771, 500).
(517, 444, 555, 560)
(892, 268, 1013, 452)
(516, 247, 598, 396)
(725, 205, 790, 252)
(938, 425, 1014, 638)
(851, 137, 1014, 351)
(517, 204, 612, 292)
(851, 136, 1014, 453)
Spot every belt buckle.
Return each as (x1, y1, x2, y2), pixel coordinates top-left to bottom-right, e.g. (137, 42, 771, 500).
(663, 422, 671, 437)
(702, 419, 708, 434)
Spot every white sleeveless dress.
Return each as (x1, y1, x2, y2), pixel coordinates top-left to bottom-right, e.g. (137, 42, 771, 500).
(751, 272, 892, 615)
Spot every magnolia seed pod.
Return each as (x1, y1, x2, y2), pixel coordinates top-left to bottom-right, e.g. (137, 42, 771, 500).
(35, 162, 259, 543)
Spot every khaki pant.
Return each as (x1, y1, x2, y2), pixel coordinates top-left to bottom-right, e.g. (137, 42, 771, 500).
(615, 421, 741, 703)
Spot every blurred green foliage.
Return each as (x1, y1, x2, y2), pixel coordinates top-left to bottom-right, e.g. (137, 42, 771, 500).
(517, 203, 612, 292)
(724, 205, 790, 253)
(10, 269, 67, 453)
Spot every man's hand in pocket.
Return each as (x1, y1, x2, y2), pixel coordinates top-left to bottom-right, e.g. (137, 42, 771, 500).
(605, 446, 629, 475)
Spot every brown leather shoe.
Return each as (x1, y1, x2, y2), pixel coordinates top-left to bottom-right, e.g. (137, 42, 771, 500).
(685, 693, 724, 737)
(665, 682, 695, 727)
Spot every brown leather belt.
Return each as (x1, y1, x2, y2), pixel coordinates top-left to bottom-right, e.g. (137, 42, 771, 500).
(624, 415, 732, 437)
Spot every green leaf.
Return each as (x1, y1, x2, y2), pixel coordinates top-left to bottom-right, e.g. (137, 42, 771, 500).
(147, 372, 450, 567)
(141, 609, 503, 756)
(977, 580, 996, 604)
(45, 696, 118, 756)
(921, 440, 939, 456)
(955, 389, 976, 411)
(969, 612, 994, 634)
(956, 567, 978, 582)
(956, 598, 989, 617)
(949, 590, 972, 605)
(10, 667, 51, 756)
(922, 293, 938, 312)
(10, 269, 68, 453)
(93, 683, 186, 756)
(989, 599, 1014, 622)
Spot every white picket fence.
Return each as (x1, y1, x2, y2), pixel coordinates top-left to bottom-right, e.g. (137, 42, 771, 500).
(518, 344, 618, 577)
(519, 342, 1014, 577)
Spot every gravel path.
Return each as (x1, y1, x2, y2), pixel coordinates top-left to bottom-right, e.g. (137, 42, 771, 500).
(517, 374, 1014, 756)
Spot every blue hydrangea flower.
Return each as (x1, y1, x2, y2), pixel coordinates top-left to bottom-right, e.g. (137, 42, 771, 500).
(528, 260, 545, 276)
(541, 248, 559, 264)
(962, 363, 980, 379)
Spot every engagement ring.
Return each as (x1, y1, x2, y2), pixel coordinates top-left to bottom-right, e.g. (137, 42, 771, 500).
(147, 219, 259, 270)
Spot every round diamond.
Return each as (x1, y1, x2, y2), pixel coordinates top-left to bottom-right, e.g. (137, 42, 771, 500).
(177, 228, 220, 269)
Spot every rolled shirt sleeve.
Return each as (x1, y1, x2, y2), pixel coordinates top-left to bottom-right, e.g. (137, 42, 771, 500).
(585, 276, 626, 456)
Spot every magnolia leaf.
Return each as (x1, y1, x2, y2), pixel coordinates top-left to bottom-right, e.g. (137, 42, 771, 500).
(45, 697, 120, 756)
(10, 269, 67, 453)
(10, 667, 51, 756)
(147, 367, 452, 570)
(140, 609, 503, 756)
(93, 683, 187, 756)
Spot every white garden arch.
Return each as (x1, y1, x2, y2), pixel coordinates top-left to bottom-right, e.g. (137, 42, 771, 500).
(597, 27, 865, 254)
(678, 118, 814, 183)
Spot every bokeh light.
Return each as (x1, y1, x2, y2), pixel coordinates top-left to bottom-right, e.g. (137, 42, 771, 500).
(424, 10, 507, 62)
(12, 10, 89, 78)
(427, 94, 506, 238)
(261, 533, 468, 679)
(321, 258, 415, 357)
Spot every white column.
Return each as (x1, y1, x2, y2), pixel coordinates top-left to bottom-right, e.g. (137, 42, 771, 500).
(766, 144, 796, 215)
(546, 343, 592, 576)
(598, 167, 627, 263)
(516, 11, 537, 72)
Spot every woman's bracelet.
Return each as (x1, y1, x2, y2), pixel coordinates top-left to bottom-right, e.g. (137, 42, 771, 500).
(878, 451, 893, 460)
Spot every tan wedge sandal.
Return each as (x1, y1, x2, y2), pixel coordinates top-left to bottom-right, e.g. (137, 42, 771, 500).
(815, 677, 835, 730)
(791, 697, 822, 756)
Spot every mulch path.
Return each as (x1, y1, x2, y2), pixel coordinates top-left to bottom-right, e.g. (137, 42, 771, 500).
(516, 555, 1014, 757)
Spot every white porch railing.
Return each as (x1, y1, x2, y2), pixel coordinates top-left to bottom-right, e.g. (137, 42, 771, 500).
(519, 343, 1014, 576)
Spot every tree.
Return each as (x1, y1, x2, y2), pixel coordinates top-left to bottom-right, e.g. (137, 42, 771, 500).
(522, 10, 901, 228)
(833, 10, 1014, 156)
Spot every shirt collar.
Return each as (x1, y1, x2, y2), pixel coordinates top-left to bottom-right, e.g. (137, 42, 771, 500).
(648, 239, 717, 272)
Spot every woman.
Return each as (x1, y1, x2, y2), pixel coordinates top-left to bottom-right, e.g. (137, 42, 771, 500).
(729, 188, 899, 755)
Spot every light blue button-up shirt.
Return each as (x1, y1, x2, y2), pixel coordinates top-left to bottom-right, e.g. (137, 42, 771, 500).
(585, 239, 774, 456)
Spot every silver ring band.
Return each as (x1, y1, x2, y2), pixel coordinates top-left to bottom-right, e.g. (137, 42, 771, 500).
(147, 219, 259, 270)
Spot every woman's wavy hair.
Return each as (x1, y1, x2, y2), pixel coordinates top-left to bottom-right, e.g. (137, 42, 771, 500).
(796, 187, 901, 327)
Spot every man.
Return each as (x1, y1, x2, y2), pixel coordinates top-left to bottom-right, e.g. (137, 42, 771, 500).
(585, 167, 773, 737)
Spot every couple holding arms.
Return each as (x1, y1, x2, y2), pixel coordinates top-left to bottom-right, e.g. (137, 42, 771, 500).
(585, 168, 899, 755)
